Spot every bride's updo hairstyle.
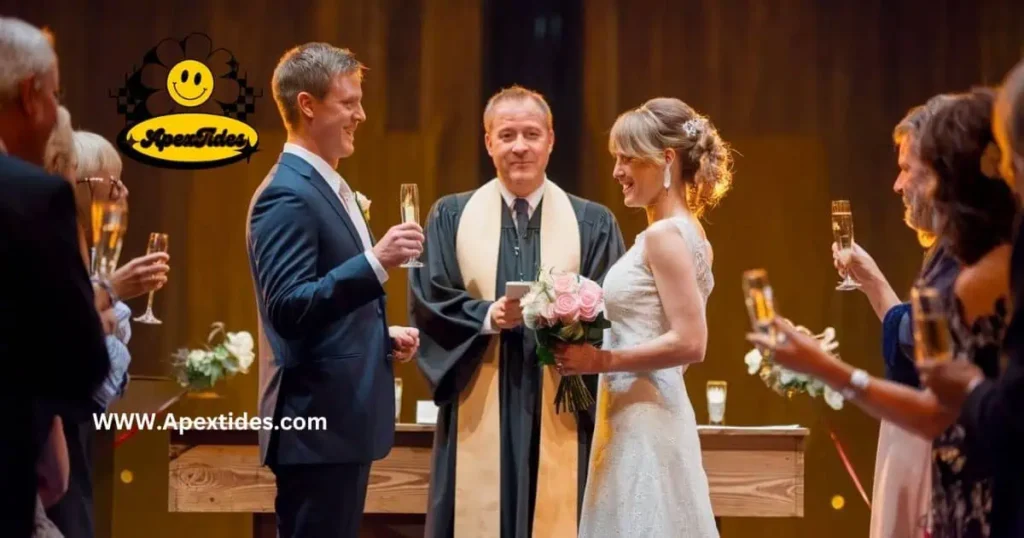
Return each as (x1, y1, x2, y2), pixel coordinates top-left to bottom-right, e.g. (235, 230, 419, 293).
(609, 97, 733, 217)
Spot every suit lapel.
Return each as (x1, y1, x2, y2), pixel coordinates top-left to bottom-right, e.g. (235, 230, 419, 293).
(280, 153, 362, 249)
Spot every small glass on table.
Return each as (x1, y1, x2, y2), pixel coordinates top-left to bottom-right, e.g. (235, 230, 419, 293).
(706, 380, 727, 425)
(394, 378, 404, 422)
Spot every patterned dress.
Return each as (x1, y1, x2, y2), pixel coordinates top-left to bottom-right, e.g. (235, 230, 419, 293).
(930, 295, 1008, 538)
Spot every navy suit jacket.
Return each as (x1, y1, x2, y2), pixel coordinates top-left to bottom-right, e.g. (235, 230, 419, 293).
(246, 152, 394, 467)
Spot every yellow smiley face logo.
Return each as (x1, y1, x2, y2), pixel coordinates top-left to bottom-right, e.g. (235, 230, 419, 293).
(166, 60, 214, 107)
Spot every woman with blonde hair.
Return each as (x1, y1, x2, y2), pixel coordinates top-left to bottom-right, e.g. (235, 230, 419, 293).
(43, 130, 169, 538)
(554, 97, 732, 536)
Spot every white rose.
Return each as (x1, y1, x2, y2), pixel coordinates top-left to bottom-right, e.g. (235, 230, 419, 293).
(187, 349, 208, 367)
(743, 349, 762, 375)
(824, 385, 844, 410)
(225, 331, 255, 373)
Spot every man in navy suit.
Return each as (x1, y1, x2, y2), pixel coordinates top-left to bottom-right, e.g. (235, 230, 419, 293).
(246, 42, 423, 538)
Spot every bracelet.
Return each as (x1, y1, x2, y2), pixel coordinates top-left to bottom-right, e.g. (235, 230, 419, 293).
(840, 368, 870, 400)
(91, 276, 120, 305)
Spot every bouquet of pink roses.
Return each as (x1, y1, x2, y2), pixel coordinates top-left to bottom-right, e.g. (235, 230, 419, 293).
(521, 267, 610, 414)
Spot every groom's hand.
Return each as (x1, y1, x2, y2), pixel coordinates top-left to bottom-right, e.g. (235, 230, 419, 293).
(389, 326, 420, 363)
(373, 222, 424, 269)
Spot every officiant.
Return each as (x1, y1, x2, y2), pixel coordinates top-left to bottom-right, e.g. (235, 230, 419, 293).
(409, 85, 626, 538)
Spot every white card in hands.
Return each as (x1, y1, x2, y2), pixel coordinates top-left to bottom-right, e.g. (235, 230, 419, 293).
(504, 281, 533, 300)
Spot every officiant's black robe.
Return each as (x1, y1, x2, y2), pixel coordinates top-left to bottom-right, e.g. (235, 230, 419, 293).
(409, 189, 625, 538)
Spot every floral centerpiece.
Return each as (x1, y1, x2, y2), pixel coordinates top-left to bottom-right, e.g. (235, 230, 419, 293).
(172, 322, 255, 391)
(744, 323, 845, 410)
(521, 267, 610, 414)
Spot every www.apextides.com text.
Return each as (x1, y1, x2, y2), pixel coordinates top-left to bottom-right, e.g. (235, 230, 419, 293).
(93, 412, 327, 433)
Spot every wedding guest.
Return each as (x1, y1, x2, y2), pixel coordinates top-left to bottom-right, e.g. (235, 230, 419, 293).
(920, 59, 1024, 538)
(43, 130, 169, 538)
(749, 88, 1017, 538)
(834, 94, 959, 538)
(0, 17, 111, 537)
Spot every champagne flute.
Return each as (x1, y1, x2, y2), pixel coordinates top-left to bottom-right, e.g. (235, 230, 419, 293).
(134, 233, 169, 324)
(93, 201, 128, 280)
(911, 286, 953, 364)
(706, 380, 727, 425)
(831, 200, 860, 291)
(743, 268, 779, 358)
(399, 184, 423, 268)
(742, 268, 777, 335)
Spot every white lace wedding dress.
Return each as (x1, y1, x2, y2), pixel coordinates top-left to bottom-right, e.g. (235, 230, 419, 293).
(579, 216, 719, 537)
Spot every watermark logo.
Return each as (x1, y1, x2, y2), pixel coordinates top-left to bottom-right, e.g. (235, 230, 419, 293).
(110, 33, 261, 169)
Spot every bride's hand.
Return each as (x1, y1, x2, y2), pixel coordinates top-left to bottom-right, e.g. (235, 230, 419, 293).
(552, 342, 611, 375)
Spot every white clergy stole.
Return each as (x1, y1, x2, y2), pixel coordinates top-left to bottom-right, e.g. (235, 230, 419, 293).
(453, 177, 581, 538)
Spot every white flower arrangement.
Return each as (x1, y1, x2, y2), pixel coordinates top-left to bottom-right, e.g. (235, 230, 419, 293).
(744, 324, 845, 410)
(354, 191, 371, 222)
(172, 322, 254, 391)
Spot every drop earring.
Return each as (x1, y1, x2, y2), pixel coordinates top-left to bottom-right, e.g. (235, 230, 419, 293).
(663, 166, 671, 189)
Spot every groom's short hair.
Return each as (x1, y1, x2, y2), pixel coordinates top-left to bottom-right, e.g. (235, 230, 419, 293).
(272, 42, 366, 130)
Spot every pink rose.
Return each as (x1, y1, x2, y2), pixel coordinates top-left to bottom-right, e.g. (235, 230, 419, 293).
(552, 273, 577, 295)
(553, 293, 580, 324)
(578, 281, 602, 322)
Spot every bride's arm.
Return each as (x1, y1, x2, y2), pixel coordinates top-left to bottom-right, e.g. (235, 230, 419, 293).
(603, 222, 707, 372)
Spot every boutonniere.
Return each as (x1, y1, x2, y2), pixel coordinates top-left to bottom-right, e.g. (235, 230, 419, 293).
(354, 191, 371, 221)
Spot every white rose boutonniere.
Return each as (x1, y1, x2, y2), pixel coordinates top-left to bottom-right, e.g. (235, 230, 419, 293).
(354, 191, 371, 222)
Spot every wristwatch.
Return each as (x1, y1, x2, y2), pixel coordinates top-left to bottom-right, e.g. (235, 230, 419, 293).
(841, 368, 870, 400)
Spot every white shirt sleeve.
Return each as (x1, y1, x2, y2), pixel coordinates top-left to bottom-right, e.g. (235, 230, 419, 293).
(482, 301, 500, 334)
(363, 249, 389, 285)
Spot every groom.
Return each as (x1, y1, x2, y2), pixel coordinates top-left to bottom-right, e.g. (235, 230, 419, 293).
(246, 42, 423, 538)
(410, 85, 625, 538)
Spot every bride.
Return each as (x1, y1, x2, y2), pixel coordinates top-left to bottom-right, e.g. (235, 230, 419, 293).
(553, 97, 733, 537)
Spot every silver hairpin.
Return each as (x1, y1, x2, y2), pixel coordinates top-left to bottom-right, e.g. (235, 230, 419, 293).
(682, 118, 704, 138)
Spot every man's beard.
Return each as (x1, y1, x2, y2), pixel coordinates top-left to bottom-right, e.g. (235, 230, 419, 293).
(903, 191, 937, 246)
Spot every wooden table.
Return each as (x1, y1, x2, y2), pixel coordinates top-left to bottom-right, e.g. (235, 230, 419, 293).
(168, 423, 806, 536)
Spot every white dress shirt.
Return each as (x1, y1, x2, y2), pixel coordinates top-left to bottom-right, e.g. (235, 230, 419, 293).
(283, 143, 388, 285)
(481, 179, 547, 334)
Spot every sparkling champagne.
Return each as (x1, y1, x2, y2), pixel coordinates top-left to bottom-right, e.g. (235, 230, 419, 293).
(832, 211, 854, 251)
(399, 184, 423, 268)
(93, 203, 127, 278)
(913, 315, 953, 363)
(911, 286, 952, 363)
(831, 200, 859, 290)
(742, 269, 776, 335)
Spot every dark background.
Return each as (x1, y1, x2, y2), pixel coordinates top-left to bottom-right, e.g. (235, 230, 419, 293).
(5, 0, 1023, 536)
